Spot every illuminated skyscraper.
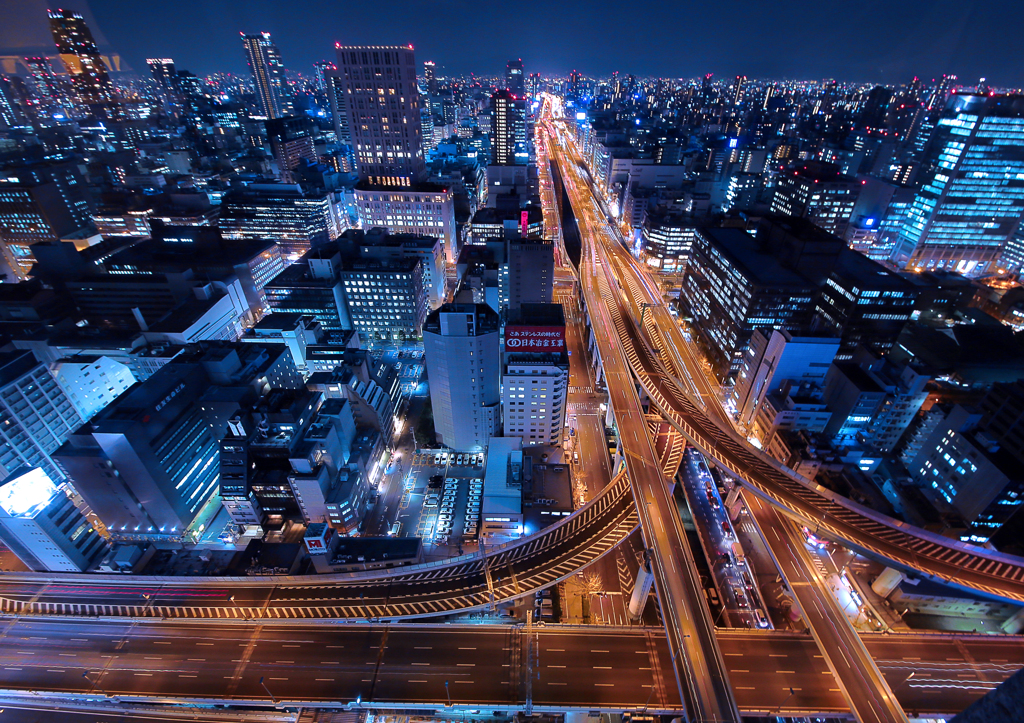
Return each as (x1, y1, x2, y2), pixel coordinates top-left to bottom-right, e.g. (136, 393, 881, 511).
(895, 94, 1024, 276)
(146, 58, 177, 90)
(490, 89, 520, 165)
(527, 72, 541, 98)
(423, 60, 437, 95)
(23, 57, 66, 118)
(240, 32, 292, 119)
(505, 59, 524, 96)
(47, 8, 115, 108)
(265, 115, 317, 183)
(334, 44, 426, 186)
(732, 75, 747, 105)
(567, 69, 582, 100)
(313, 60, 335, 95)
(927, 74, 958, 111)
(770, 160, 860, 238)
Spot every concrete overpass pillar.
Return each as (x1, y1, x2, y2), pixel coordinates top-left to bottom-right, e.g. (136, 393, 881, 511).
(628, 555, 655, 620)
(871, 567, 905, 598)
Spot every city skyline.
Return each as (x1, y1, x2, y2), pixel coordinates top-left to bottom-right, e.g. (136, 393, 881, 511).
(3, 2, 1024, 721)
(3, 0, 1024, 85)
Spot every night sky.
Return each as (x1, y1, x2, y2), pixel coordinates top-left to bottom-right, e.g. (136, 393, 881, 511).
(10, 0, 1024, 86)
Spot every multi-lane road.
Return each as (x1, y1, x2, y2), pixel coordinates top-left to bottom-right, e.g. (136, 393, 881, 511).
(0, 618, 1017, 717)
(543, 117, 743, 722)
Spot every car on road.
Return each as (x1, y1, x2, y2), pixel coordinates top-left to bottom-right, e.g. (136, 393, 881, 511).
(755, 609, 769, 628)
(424, 495, 439, 507)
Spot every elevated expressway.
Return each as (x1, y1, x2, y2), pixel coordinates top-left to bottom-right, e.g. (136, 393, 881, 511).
(0, 435, 684, 622)
(548, 120, 1024, 607)
(541, 115, 1024, 722)
(0, 618, 1019, 719)
(558, 130, 742, 720)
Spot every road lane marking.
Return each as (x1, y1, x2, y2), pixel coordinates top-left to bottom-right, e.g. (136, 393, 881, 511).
(595, 683, 614, 687)
(547, 682, 566, 686)
(591, 650, 609, 653)
(412, 663, 430, 666)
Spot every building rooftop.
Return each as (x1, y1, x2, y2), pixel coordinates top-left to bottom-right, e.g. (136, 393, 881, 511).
(833, 248, 915, 291)
(697, 227, 814, 288)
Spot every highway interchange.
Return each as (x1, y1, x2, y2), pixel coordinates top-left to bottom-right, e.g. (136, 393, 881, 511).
(0, 97, 1022, 721)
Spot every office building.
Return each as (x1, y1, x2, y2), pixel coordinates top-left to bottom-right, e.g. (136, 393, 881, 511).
(422, 60, 437, 95)
(502, 304, 568, 446)
(0, 157, 94, 278)
(344, 228, 445, 308)
(0, 351, 84, 484)
(491, 89, 525, 166)
(680, 226, 818, 381)
(306, 348, 402, 442)
(770, 160, 860, 238)
(324, 70, 352, 145)
(265, 116, 317, 183)
(54, 344, 301, 539)
(219, 183, 337, 259)
(423, 304, 501, 450)
(47, 8, 115, 109)
(339, 257, 426, 341)
(0, 467, 107, 572)
(507, 240, 553, 310)
(895, 94, 1024, 276)
(147, 58, 176, 90)
(313, 60, 335, 94)
(821, 363, 888, 445)
(241, 313, 324, 374)
(909, 405, 1024, 543)
(733, 329, 840, 430)
(334, 44, 426, 187)
(854, 354, 930, 453)
(241, 32, 292, 119)
(353, 186, 456, 263)
(23, 56, 66, 119)
(506, 59, 525, 96)
(264, 252, 348, 341)
(813, 248, 919, 361)
(640, 215, 697, 271)
(51, 355, 136, 421)
(481, 436, 524, 541)
(334, 45, 456, 257)
(105, 225, 285, 322)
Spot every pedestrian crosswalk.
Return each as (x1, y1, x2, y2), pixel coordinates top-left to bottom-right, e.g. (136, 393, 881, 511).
(569, 386, 595, 394)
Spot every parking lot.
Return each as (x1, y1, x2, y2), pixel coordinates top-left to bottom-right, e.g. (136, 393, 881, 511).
(395, 450, 486, 559)
(375, 347, 427, 396)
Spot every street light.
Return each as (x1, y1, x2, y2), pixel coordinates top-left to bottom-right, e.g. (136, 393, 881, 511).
(259, 676, 277, 705)
(444, 679, 452, 707)
(82, 670, 104, 697)
(776, 687, 796, 715)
